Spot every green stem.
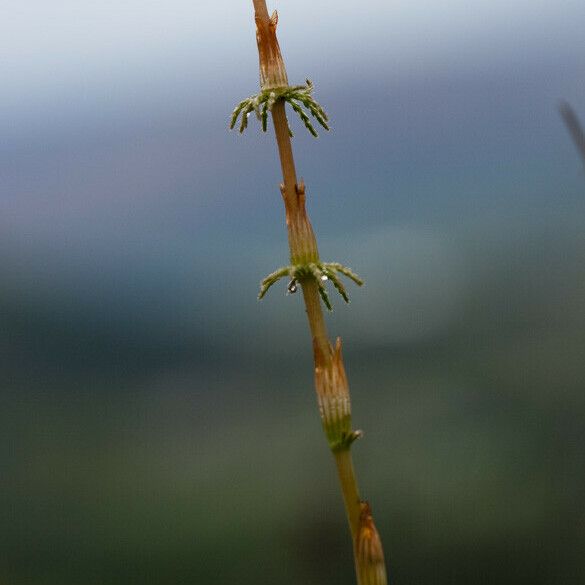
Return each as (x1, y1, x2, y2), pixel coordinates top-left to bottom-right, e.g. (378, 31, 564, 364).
(334, 448, 362, 539)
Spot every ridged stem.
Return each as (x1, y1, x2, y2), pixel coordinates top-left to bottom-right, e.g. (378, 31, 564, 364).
(252, 0, 270, 23)
(263, 0, 362, 550)
(250, 2, 386, 583)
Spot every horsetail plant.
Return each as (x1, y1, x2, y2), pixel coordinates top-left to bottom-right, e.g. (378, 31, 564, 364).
(230, 2, 389, 584)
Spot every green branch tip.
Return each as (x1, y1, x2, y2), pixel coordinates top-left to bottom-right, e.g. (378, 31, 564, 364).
(230, 80, 329, 137)
(258, 261, 363, 310)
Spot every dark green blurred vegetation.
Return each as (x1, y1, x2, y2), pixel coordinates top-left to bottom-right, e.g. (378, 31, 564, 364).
(2, 216, 585, 584)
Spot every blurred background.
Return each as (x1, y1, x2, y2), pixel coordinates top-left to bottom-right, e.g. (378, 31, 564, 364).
(2, 1, 585, 583)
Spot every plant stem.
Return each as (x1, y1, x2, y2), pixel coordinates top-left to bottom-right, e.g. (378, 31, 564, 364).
(272, 102, 300, 214)
(559, 101, 585, 167)
(300, 279, 332, 370)
(252, 0, 270, 22)
(334, 448, 362, 539)
(267, 7, 363, 551)
(247, 2, 387, 583)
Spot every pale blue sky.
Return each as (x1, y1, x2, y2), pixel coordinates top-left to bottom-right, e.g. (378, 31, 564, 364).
(2, 1, 584, 126)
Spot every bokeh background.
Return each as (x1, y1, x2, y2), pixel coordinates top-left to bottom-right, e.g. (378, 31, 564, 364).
(2, 1, 585, 583)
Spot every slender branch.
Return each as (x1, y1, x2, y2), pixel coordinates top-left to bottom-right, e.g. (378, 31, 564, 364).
(560, 101, 585, 167)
